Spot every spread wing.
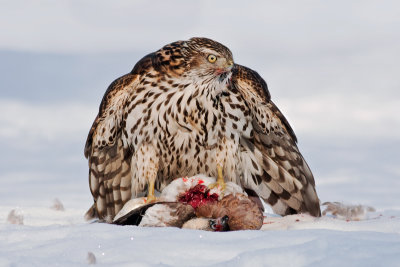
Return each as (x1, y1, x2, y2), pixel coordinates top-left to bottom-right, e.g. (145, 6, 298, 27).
(84, 54, 158, 221)
(232, 64, 321, 216)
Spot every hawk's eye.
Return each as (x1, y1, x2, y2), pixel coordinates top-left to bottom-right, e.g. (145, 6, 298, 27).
(207, 54, 217, 63)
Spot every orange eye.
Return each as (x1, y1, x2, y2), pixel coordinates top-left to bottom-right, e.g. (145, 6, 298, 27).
(207, 54, 217, 63)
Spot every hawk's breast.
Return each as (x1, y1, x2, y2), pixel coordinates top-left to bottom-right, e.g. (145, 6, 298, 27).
(124, 79, 253, 186)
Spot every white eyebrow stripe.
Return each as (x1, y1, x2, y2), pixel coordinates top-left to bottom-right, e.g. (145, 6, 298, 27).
(200, 48, 221, 56)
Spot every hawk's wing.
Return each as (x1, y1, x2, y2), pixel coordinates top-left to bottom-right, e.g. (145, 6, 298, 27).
(232, 65, 321, 216)
(84, 53, 159, 221)
(84, 73, 136, 221)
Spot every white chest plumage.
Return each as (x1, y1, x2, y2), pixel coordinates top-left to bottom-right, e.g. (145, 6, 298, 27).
(124, 77, 252, 193)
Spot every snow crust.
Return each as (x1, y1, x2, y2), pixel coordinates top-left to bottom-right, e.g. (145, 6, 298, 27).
(1, 200, 400, 266)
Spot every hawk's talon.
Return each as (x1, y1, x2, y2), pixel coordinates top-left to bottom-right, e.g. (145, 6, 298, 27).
(145, 195, 158, 203)
(208, 180, 227, 191)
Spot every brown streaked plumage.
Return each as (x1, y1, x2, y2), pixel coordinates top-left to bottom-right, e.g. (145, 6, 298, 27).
(231, 65, 321, 216)
(84, 37, 320, 222)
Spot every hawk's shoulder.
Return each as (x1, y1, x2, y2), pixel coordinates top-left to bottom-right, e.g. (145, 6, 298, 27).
(232, 64, 270, 101)
(130, 41, 188, 77)
(232, 65, 297, 142)
(84, 72, 136, 158)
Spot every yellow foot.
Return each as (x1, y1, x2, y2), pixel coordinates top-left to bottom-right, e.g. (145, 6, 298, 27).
(146, 177, 158, 203)
(208, 180, 226, 191)
(145, 195, 158, 203)
(208, 164, 226, 192)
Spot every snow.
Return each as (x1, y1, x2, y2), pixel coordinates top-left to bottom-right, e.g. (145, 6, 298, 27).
(1, 192, 400, 266)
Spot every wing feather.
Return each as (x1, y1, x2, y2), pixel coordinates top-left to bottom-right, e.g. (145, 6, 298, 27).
(84, 72, 138, 221)
(84, 51, 170, 221)
(232, 65, 321, 216)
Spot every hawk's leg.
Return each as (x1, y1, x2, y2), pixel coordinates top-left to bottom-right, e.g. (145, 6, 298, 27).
(146, 175, 157, 203)
(208, 137, 237, 192)
(135, 144, 159, 203)
(208, 164, 226, 191)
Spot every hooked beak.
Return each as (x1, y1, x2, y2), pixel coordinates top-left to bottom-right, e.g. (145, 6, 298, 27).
(215, 60, 234, 75)
(225, 60, 234, 71)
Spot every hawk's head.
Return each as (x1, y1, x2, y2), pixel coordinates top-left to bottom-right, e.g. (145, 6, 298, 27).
(184, 37, 234, 85)
(153, 37, 234, 97)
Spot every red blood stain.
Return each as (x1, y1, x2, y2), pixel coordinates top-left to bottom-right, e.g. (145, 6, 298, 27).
(178, 184, 218, 209)
(214, 224, 223, 232)
(198, 179, 204, 184)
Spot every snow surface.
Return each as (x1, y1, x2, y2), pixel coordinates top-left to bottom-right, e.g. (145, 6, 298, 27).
(1, 194, 400, 266)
